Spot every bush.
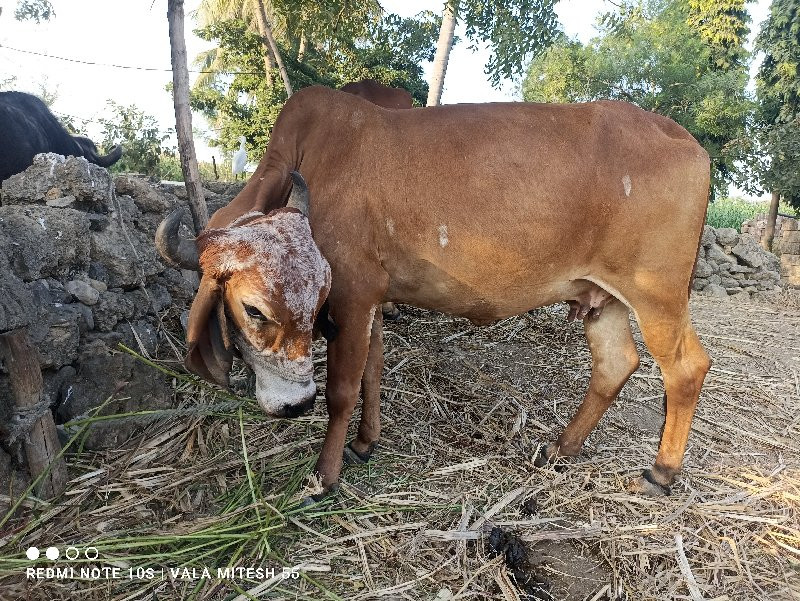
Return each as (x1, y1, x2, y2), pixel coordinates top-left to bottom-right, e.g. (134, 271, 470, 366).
(706, 197, 798, 231)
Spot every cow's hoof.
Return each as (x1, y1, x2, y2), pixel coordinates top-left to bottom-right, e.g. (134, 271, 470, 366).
(381, 304, 403, 322)
(298, 484, 338, 508)
(343, 441, 376, 465)
(629, 470, 671, 496)
(533, 445, 553, 468)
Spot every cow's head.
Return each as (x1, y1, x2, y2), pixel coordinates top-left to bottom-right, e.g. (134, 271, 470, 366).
(160, 172, 331, 417)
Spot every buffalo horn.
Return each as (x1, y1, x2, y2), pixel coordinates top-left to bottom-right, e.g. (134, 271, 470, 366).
(155, 207, 200, 271)
(286, 170, 309, 216)
(94, 144, 123, 167)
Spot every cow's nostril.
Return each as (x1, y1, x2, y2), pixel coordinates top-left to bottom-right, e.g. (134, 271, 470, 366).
(280, 395, 316, 418)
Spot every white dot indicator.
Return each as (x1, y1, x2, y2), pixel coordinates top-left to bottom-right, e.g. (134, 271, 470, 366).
(25, 547, 39, 560)
(65, 546, 79, 560)
(46, 547, 59, 560)
(84, 547, 99, 560)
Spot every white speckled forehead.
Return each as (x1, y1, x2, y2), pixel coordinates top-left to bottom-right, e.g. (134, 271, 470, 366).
(200, 210, 331, 330)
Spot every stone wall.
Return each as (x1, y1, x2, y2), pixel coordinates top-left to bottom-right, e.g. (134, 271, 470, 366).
(0, 154, 241, 463)
(693, 225, 783, 300)
(741, 214, 800, 287)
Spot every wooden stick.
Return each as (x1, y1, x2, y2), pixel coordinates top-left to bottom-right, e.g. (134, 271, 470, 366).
(0, 328, 67, 498)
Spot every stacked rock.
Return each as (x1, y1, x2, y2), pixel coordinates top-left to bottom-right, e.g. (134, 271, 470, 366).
(694, 225, 782, 300)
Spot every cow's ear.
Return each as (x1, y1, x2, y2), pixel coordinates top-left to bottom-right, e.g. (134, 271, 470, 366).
(185, 277, 233, 387)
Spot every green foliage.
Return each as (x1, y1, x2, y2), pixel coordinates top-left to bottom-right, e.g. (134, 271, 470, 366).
(687, 0, 751, 70)
(98, 102, 172, 177)
(191, 10, 439, 158)
(522, 0, 752, 197)
(457, 0, 560, 86)
(706, 196, 798, 230)
(14, 0, 53, 22)
(742, 0, 800, 210)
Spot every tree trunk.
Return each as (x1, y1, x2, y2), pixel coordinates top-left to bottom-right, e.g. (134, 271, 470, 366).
(0, 328, 67, 499)
(168, 0, 208, 233)
(251, 0, 275, 87)
(255, 0, 292, 97)
(427, 0, 459, 107)
(298, 32, 308, 62)
(763, 190, 781, 251)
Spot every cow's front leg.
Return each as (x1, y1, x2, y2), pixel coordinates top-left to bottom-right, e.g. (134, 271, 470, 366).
(345, 306, 384, 464)
(313, 302, 378, 496)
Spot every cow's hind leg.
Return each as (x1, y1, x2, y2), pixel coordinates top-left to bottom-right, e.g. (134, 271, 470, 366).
(630, 305, 710, 495)
(537, 298, 639, 465)
(344, 307, 383, 464)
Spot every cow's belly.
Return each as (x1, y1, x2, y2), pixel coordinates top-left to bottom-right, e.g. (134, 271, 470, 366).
(384, 254, 596, 323)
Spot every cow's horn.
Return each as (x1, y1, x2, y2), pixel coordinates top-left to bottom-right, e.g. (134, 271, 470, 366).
(286, 170, 309, 216)
(155, 207, 200, 271)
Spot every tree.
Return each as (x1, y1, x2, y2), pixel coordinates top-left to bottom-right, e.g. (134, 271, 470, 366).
(13, 0, 53, 22)
(522, 0, 752, 196)
(197, 0, 384, 97)
(753, 0, 800, 247)
(687, 0, 751, 70)
(427, 0, 560, 106)
(191, 10, 438, 155)
(98, 102, 171, 176)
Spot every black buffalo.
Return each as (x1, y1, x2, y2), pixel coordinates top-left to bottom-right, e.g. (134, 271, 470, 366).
(0, 91, 122, 182)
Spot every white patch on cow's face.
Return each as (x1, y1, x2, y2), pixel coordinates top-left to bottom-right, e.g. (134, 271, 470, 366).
(386, 218, 395, 236)
(253, 361, 316, 416)
(233, 330, 316, 416)
(622, 175, 632, 197)
(439, 224, 449, 248)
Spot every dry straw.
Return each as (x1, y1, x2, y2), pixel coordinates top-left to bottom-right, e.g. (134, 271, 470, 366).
(0, 292, 798, 600)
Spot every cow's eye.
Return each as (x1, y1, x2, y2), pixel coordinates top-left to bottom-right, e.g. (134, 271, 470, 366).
(244, 304, 272, 322)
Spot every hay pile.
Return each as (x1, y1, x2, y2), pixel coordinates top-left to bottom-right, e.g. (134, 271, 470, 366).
(0, 293, 798, 600)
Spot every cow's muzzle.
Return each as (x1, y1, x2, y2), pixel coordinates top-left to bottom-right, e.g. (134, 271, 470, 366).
(254, 371, 317, 418)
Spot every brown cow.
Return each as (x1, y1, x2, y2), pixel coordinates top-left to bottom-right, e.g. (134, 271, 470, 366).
(340, 79, 414, 322)
(340, 79, 414, 109)
(158, 86, 711, 501)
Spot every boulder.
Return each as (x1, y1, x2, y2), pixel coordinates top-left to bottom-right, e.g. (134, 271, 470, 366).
(700, 225, 716, 247)
(715, 227, 739, 246)
(89, 212, 163, 288)
(731, 234, 765, 268)
(1, 153, 115, 212)
(0, 205, 91, 281)
(65, 280, 100, 305)
(114, 175, 178, 214)
(56, 353, 172, 450)
(706, 243, 736, 265)
(694, 257, 714, 278)
(0, 254, 35, 333)
(92, 290, 135, 332)
(702, 283, 729, 298)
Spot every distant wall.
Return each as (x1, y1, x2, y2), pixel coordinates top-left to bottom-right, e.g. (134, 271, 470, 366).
(693, 225, 783, 300)
(741, 214, 800, 287)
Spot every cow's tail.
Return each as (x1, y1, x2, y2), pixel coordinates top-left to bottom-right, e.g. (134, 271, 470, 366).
(93, 145, 123, 167)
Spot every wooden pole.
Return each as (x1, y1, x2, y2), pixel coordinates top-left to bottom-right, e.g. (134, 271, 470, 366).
(0, 328, 67, 498)
(168, 0, 208, 233)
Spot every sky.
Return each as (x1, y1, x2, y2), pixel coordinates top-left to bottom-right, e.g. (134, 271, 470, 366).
(0, 0, 772, 172)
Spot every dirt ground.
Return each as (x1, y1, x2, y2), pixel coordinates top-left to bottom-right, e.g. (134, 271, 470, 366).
(1, 293, 798, 600)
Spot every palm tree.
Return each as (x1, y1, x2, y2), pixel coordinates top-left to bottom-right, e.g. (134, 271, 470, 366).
(427, 0, 458, 106)
(196, 0, 291, 96)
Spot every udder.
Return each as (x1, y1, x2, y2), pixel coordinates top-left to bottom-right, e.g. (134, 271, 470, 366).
(566, 284, 613, 321)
